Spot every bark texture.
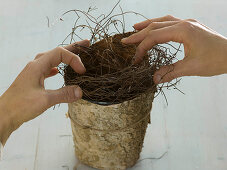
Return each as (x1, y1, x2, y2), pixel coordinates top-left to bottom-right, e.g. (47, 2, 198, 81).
(68, 92, 154, 170)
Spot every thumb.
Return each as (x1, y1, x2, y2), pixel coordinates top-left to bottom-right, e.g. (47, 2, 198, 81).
(46, 85, 82, 106)
(153, 60, 186, 84)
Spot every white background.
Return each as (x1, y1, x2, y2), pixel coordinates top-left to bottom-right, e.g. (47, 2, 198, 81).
(0, 0, 226, 170)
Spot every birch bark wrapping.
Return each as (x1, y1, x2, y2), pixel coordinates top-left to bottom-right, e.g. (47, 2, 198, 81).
(68, 92, 154, 170)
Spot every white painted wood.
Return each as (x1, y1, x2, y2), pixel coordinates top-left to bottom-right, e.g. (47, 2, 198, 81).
(0, 0, 226, 170)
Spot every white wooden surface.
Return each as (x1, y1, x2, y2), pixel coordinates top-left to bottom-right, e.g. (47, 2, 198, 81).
(0, 0, 227, 170)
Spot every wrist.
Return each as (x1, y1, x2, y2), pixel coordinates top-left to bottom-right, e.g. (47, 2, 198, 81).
(0, 96, 18, 145)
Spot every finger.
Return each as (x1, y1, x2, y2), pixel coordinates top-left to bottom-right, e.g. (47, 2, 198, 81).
(34, 53, 45, 60)
(134, 15, 180, 30)
(42, 47, 86, 74)
(45, 67, 59, 78)
(64, 39, 90, 54)
(134, 24, 184, 63)
(153, 60, 187, 84)
(46, 85, 82, 106)
(122, 21, 179, 44)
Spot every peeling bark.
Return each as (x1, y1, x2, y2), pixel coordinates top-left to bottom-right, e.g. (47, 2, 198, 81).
(68, 92, 154, 170)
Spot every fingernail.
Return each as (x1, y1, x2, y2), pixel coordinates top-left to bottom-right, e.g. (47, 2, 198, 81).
(155, 74, 162, 84)
(131, 56, 136, 64)
(74, 86, 82, 99)
(77, 57, 86, 74)
(133, 51, 140, 64)
(121, 38, 127, 43)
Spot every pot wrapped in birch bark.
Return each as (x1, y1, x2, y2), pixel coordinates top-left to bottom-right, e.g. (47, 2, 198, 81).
(68, 91, 154, 170)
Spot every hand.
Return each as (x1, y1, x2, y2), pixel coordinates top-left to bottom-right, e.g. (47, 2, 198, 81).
(121, 15, 227, 84)
(0, 40, 89, 145)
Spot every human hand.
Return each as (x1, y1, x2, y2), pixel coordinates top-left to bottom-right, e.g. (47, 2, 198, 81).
(0, 40, 89, 144)
(121, 15, 227, 84)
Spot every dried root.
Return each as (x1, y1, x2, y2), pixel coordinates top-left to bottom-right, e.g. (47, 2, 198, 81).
(58, 1, 181, 105)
